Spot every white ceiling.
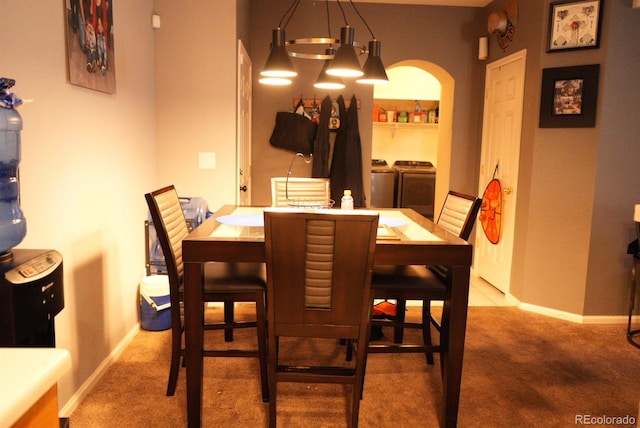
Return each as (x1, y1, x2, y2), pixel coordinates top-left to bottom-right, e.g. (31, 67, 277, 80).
(350, 0, 492, 7)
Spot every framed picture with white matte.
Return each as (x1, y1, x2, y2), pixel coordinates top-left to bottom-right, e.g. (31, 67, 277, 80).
(547, 0, 603, 52)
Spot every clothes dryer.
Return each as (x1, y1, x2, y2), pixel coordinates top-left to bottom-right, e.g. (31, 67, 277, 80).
(393, 160, 437, 220)
(370, 159, 395, 208)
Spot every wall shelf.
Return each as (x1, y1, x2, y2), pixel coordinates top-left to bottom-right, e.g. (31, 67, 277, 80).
(373, 122, 439, 129)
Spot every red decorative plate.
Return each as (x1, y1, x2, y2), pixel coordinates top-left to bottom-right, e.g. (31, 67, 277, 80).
(480, 178, 502, 244)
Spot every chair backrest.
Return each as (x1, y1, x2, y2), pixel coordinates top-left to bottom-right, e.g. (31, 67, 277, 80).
(436, 191, 482, 240)
(264, 209, 379, 339)
(270, 177, 331, 208)
(145, 185, 189, 307)
(430, 191, 481, 281)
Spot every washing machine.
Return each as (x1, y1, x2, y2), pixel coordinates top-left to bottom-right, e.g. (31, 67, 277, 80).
(370, 159, 395, 208)
(393, 160, 437, 220)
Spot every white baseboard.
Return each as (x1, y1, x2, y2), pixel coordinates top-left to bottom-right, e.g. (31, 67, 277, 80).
(59, 323, 140, 417)
(517, 299, 632, 325)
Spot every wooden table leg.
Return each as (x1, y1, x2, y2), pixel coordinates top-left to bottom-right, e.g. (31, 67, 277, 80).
(440, 265, 470, 428)
(184, 261, 204, 427)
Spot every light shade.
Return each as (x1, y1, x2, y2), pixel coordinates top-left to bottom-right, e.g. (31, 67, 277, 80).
(314, 48, 345, 90)
(260, 28, 297, 82)
(326, 27, 363, 78)
(356, 40, 389, 85)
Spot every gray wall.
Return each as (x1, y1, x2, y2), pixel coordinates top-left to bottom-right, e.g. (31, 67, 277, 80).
(485, 0, 640, 316)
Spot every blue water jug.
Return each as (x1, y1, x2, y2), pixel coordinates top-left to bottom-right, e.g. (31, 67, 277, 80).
(0, 78, 27, 255)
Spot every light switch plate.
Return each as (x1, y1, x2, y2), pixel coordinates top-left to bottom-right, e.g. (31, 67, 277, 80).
(198, 152, 216, 169)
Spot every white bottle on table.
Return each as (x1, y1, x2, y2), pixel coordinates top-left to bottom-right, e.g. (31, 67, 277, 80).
(341, 189, 354, 210)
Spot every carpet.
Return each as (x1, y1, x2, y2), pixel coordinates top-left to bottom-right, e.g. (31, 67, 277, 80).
(69, 305, 640, 427)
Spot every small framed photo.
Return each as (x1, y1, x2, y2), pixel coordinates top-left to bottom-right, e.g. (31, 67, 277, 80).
(547, 0, 603, 52)
(539, 64, 600, 128)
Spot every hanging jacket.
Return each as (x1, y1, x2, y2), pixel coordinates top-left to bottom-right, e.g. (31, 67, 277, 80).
(329, 95, 365, 207)
(311, 95, 332, 178)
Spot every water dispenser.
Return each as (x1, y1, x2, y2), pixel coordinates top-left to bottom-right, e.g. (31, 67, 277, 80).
(0, 77, 26, 259)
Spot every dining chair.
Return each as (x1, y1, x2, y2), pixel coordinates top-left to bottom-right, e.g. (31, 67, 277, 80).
(263, 208, 379, 428)
(368, 190, 481, 365)
(145, 185, 268, 400)
(270, 177, 331, 208)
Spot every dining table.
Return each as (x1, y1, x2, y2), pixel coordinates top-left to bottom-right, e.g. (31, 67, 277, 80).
(182, 205, 473, 428)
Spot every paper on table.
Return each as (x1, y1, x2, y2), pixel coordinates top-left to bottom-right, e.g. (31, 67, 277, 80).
(376, 224, 400, 240)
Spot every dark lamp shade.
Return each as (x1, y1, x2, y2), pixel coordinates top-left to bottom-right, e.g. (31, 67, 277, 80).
(314, 67, 345, 89)
(314, 48, 345, 90)
(326, 27, 363, 77)
(260, 28, 297, 80)
(356, 41, 389, 85)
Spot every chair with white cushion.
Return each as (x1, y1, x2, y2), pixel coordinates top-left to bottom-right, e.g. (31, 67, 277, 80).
(145, 185, 268, 399)
(270, 177, 331, 208)
(368, 190, 481, 365)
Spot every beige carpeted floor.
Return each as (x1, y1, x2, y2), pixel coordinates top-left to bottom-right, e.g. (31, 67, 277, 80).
(69, 305, 640, 427)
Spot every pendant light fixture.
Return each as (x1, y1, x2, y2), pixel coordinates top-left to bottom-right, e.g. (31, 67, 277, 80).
(314, 48, 346, 90)
(356, 40, 389, 84)
(259, 28, 297, 85)
(325, 25, 363, 77)
(259, 0, 388, 86)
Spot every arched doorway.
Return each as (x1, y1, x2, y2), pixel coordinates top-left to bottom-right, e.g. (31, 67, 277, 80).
(373, 60, 454, 213)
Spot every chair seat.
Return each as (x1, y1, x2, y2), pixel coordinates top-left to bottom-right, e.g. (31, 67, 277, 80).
(369, 265, 447, 365)
(372, 265, 446, 297)
(203, 262, 266, 293)
(177, 262, 266, 295)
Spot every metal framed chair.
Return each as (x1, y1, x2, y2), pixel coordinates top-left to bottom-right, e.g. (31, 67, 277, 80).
(263, 208, 379, 427)
(145, 185, 268, 400)
(368, 191, 481, 365)
(270, 177, 331, 208)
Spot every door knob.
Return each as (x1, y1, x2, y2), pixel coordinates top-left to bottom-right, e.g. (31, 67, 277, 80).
(239, 185, 248, 192)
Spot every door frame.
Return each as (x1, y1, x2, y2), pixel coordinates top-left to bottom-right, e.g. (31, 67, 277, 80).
(474, 49, 527, 295)
(236, 39, 252, 206)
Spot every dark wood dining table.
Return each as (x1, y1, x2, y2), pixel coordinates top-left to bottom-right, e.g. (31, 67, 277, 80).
(182, 205, 473, 427)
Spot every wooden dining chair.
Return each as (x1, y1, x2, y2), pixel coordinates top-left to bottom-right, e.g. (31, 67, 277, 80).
(263, 208, 379, 428)
(368, 190, 481, 365)
(145, 185, 268, 400)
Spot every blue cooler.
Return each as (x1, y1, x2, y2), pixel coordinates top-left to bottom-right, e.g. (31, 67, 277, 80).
(140, 275, 171, 331)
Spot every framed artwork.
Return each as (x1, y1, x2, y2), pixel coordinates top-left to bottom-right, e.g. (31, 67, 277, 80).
(65, 0, 116, 94)
(539, 64, 600, 128)
(547, 0, 603, 52)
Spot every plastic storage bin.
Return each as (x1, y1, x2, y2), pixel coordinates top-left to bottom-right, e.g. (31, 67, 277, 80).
(140, 275, 171, 331)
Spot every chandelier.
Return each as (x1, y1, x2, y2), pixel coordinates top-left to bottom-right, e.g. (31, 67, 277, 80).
(259, 0, 389, 88)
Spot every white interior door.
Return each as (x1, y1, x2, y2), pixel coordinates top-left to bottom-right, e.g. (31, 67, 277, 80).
(475, 49, 527, 294)
(237, 40, 252, 206)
